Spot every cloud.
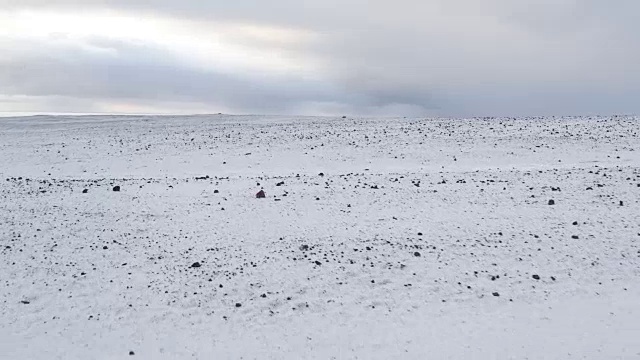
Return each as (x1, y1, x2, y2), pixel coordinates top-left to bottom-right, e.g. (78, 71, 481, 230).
(0, 1, 639, 115)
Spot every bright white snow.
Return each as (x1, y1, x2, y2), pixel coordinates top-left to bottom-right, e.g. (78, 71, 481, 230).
(0, 115, 639, 359)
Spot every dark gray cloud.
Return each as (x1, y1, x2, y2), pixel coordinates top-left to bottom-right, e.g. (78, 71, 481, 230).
(1, 0, 639, 115)
(0, 37, 433, 114)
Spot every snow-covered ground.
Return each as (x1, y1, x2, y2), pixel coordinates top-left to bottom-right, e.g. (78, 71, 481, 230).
(1, 115, 639, 359)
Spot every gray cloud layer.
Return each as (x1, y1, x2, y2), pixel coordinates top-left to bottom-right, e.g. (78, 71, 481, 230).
(1, 0, 639, 115)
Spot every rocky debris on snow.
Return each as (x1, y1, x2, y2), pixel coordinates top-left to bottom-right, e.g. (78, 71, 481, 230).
(1, 115, 639, 358)
(256, 190, 266, 198)
(112, 186, 121, 192)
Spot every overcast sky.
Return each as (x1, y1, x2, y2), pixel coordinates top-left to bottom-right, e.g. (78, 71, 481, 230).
(1, 1, 639, 116)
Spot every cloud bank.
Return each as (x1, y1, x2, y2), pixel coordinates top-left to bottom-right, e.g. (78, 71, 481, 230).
(1, 0, 638, 116)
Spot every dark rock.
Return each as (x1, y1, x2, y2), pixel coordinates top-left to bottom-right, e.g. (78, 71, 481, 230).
(260, 294, 267, 298)
(299, 245, 309, 251)
(548, 199, 555, 205)
(318, 172, 324, 177)
(551, 276, 556, 281)
(20, 300, 30, 305)
(492, 292, 500, 297)
(129, 351, 135, 356)
(314, 260, 322, 266)
(191, 262, 201, 268)
(103, 246, 108, 250)
(82, 189, 88, 194)
(414, 251, 421, 257)
(256, 190, 266, 198)
(214, 190, 219, 194)
(112, 186, 121, 192)
(235, 303, 242, 308)
(620, 201, 624, 206)
(572, 221, 578, 225)
(417, 232, 423, 236)
(532, 274, 540, 280)
(571, 235, 579, 239)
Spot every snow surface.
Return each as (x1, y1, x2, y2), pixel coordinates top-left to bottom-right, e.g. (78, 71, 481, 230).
(0, 114, 639, 359)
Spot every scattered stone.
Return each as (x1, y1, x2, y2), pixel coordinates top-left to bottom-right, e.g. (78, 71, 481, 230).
(532, 274, 540, 280)
(314, 260, 322, 266)
(20, 300, 30, 305)
(299, 245, 309, 251)
(572, 221, 578, 225)
(82, 189, 88, 194)
(620, 201, 624, 206)
(256, 190, 266, 198)
(417, 232, 423, 236)
(235, 303, 242, 308)
(191, 262, 201, 268)
(103, 246, 108, 250)
(129, 351, 135, 356)
(213, 190, 219, 194)
(413, 251, 421, 257)
(548, 199, 555, 205)
(113, 186, 121, 192)
(492, 292, 500, 297)
(571, 235, 579, 239)
(318, 172, 325, 177)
